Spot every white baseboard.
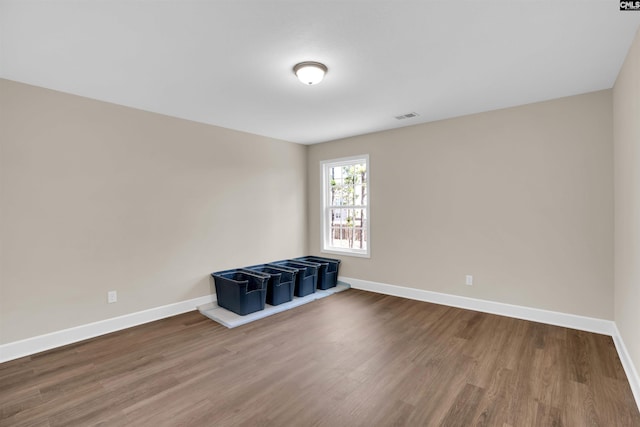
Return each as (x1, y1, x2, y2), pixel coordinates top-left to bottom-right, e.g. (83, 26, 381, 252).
(343, 276, 640, 411)
(2, 278, 639, 413)
(0, 294, 214, 363)
(343, 276, 615, 335)
(612, 324, 640, 410)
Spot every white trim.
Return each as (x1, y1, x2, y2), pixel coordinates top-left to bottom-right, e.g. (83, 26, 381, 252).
(342, 276, 615, 336)
(1, 278, 638, 413)
(320, 248, 370, 258)
(343, 276, 640, 412)
(320, 154, 370, 259)
(320, 154, 369, 168)
(0, 295, 215, 363)
(612, 324, 640, 410)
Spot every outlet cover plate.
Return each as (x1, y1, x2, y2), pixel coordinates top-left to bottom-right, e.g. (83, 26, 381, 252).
(107, 291, 117, 303)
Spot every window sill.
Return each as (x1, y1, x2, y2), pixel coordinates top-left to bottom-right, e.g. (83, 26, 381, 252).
(321, 248, 370, 259)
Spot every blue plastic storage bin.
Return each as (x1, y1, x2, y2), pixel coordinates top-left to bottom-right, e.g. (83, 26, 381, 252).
(211, 269, 269, 315)
(244, 264, 297, 306)
(294, 256, 341, 290)
(268, 260, 319, 297)
(293, 257, 328, 290)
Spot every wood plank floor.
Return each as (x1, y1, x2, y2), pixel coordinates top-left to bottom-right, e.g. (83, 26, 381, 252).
(1, 289, 639, 426)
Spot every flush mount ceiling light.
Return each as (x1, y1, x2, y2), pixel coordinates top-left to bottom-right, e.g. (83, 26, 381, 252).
(293, 61, 328, 85)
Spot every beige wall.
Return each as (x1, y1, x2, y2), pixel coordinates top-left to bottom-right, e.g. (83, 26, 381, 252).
(0, 79, 307, 344)
(0, 76, 620, 345)
(614, 28, 640, 384)
(308, 90, 614, 319)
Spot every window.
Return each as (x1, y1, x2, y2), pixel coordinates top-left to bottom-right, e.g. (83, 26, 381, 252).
(321, 155, 369, 257)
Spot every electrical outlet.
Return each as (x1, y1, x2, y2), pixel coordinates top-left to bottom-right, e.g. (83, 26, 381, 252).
(465, 275, 473, 286)
(107, 290, 117, 303)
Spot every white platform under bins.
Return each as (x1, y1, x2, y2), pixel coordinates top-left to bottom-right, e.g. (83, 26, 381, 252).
(199, 281, 350, 328)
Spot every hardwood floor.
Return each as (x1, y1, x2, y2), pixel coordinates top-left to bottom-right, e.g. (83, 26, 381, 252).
(1, 289, 639, 426)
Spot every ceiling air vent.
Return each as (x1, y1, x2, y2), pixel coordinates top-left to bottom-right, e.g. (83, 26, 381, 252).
(394, 112, 419, 120)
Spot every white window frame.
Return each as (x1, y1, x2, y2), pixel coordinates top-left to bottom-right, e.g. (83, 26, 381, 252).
(320, 155, 370, 258)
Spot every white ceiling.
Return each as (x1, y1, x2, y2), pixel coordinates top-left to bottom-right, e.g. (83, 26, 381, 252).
(1, 1, 639, 144)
